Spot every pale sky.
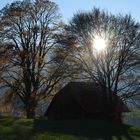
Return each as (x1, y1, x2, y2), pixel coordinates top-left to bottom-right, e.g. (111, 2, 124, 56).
(0, 0, 140, 22)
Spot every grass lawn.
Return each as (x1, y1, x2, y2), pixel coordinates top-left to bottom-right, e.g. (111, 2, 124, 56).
(0, 116, 140, 140)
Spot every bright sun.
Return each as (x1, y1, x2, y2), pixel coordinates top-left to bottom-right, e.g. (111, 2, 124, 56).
(93, 36, 107, 52)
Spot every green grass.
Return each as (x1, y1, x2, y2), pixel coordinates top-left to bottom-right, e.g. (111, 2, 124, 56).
(0, 116, 140, 140)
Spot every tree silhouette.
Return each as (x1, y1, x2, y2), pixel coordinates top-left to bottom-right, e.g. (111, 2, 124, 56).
(0, 0, 63, 118)
(62, 8, 140, 107)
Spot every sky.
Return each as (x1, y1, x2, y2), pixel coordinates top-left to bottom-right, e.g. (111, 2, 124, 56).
(0, 0, 140, 23)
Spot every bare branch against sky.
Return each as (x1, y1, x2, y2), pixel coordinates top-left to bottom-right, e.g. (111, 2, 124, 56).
(0, 0, 140, 22)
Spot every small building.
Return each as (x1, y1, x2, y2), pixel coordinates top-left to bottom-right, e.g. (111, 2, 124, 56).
(45, 82, 129, 123)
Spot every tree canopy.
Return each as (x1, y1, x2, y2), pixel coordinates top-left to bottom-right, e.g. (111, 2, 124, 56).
(0, 0, 63, 118)
(62, 8, 140, 105)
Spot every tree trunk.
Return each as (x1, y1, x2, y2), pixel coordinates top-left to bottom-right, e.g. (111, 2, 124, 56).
(26, 97, 36, 118)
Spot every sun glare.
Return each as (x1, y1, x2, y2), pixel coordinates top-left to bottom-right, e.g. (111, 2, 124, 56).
(93, 36, 107, 52)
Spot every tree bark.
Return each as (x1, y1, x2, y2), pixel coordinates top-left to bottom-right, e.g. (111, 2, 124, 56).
(26, 96, 36, 118)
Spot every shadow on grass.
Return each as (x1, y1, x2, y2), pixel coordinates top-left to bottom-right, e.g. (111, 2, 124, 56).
(0, 116, 17, 126)
(33, 119, 140, 140)
(0, 116, 140, 140)
(0, 116, 33, 140)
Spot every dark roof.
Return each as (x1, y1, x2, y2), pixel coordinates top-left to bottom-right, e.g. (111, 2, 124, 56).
(45, 82, 129, 118)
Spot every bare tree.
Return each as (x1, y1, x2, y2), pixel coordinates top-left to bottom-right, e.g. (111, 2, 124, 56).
(63, 8, 140, 108)
(0, 0, 64, 118)
(0, 42, 13, 81)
